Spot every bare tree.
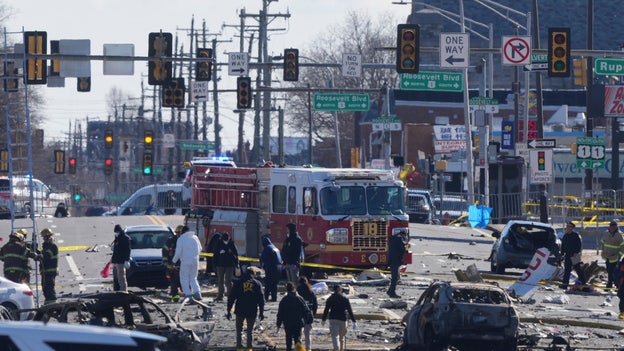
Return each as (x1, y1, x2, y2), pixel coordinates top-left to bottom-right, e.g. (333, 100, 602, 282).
(283, 10, 400, 166)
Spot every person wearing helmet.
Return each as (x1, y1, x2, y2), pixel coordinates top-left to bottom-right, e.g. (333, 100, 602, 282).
(39, 228, 59, 304)
(0, 229, 37, 284)
(162, 225, 183, 301)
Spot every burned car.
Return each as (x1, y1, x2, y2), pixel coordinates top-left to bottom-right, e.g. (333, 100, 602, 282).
(489, 220, 560, 274)
(31, 292, 210, 351)
(403, 281, 519, 351)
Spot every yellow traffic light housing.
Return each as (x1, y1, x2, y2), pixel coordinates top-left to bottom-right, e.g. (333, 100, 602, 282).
(162, 78, 185, 108)
(4, 61, 18, 92)
(237, 77, 252, 109)
(548, 27, 571, 77)
(24, 31, 47, 84)
(0, 149, 8, 172)
(573, 58, 587, 86)
(196, 48, 212, 81)
(396, 24, 420, 74)
(105, 130, 114, 149)
(283, 48, 299, 82)
(144, 131, 153, 149)
(148, 32, 173, 85)
(54, 150, 65, 174)
(77, 77, 91, 92)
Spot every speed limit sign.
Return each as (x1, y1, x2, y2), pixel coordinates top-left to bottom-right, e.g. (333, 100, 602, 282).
(576, 136, 605, 169)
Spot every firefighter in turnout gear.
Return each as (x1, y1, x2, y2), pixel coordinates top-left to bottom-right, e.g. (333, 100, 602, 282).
(0, 229, 38, 284)
(39, 228, 59, 304)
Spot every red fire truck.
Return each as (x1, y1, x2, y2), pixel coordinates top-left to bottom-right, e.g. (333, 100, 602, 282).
(185, 164, 411, 269)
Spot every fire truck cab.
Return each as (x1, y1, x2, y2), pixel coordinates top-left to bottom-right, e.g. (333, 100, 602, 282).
(186, 165, 411, 269)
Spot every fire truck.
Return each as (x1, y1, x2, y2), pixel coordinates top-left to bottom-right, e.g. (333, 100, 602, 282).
(185, 164, 411, 269)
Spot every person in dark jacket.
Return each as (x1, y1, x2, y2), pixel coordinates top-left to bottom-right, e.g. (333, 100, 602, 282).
(387, 230, 407, 298)
(226, 266, 265, 350)
(322, 284, 357, 351)
(277, 282, 312, 351)
(162, 225, 183, 301)
(260, 234, 282, 302)
(111, 224, 131, 292)
(205, 232, 222, 276)
(39, 228, 59, 304)
(0, 229, 37, 284)
(282, 223, 307, 283)
(214, 232, 239, 301)
(297, 276, 318, 351)
(559, 221, 586, 289)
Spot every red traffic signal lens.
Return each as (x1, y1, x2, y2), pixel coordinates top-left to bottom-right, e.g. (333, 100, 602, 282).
(402, 30, 415, 41)
(105, 159, 113, 166)
(69, 158, 76, 166)
(553, 33, 566, 45)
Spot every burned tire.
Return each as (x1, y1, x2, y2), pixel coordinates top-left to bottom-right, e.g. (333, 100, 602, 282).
(490, 257, 505, 274)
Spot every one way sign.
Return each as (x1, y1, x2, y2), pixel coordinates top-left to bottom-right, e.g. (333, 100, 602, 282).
(528, 138, 556, 149)
(440, 33, 469, 69)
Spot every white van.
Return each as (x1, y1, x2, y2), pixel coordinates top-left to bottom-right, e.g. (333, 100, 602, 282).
(103, 184, 191, 216)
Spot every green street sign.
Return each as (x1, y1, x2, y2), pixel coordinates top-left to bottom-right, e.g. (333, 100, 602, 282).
(313, 93, 370, 111)
(469, 96, 499, 105)
(179, 141, 216, 151)
(576, 136, 605, 169)
(399, 71, 463, 92)
(531, 54, 547, 63)
(595, 58, 624, 76)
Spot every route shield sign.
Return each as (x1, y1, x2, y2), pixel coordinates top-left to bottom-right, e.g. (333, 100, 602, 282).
(372, 116, 401, 131)
(400, 71, 463, 92)
(576, 136, 605, 169)
(313, 93, 369, 111)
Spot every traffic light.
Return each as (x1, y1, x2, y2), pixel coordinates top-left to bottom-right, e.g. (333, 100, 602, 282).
(0, 149, 8, 172)
(283, 48, 299, 81)
(144, 131, 153, 149)
(196, 48, 212, 81)
(54, 150, 65, 174)
(143, 153, 153, 175)
(573, 58, 587, 86)
(4, 61, 18, 92)
(548, 27, 571, 77)
(236, 77, 252, 109)
(104, 158, 113, 176)
(148, 32, 173, 85)
(50, 40, 60, 76)
(24, 31, 47, 84)
(396, 24, 420, 74)
(162, 78, 185, 108)
(105, 130, 113, 149)
(68, 157, 76, 174)
(74, 193, 81, 202)
(537, 151, 546, 171)
(77, 77, 91, 92)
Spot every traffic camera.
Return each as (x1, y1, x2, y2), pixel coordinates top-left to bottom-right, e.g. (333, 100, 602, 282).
(396, 24, 420, 74)
(548, 27, 571, 77)
(283, 48, 299, 81)
(236, 77, 252, 109)
(196, 48, 212, 81)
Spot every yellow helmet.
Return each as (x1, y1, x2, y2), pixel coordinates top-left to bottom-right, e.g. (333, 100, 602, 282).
(40, 228, 54, 237)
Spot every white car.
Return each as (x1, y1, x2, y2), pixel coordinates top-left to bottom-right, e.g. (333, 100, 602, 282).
(0, 321, 166, 351)
(0, 276, 35, 320)
(11, 177, 71, 216)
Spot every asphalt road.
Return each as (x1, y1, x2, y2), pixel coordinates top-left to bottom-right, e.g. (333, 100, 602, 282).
(1, 216, 624, 350)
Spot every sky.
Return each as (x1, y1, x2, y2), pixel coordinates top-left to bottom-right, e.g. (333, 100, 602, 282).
(3, 0, 409, 150)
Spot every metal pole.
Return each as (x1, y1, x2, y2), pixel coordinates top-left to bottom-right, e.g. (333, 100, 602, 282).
(459, 0, 475, 202)
(307, 83, 313, 165)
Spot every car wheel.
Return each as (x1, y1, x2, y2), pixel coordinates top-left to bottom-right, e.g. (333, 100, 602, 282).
(0, 302, 17, 320)
(423, 325, 445, 351)
(490, 253, 505, 274)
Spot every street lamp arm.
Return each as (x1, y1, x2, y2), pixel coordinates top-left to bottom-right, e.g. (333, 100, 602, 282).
(473, 0, 526, 31)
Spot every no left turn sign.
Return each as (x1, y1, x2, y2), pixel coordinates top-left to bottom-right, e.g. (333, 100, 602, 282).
(502, 36, 531, 65)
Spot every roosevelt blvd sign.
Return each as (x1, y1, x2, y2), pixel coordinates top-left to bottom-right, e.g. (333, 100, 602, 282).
(400, 71, 463, 92)
(313, 93, 370, 111)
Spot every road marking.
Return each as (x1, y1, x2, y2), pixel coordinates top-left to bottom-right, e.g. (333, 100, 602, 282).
(147, 215, 167, 225)
(59, 246, 91, 251)
(65, 255, 84, 281)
